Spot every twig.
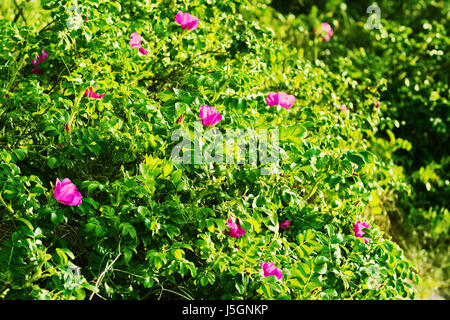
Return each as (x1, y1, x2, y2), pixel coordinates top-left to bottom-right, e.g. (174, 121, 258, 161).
(89, 250, 122, 300)
(38, 19, 56, 34)
(12, 0, 28, 25)
(157, 285, 193, 300)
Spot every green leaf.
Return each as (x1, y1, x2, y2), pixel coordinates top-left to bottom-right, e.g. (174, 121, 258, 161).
(51, 211, 65, 225)
(55, 248, 68, 266)
(235, 282, 245, 295)
(87, 142, 101, 154)
(58, 248, 75, 260)
(47, 157, 60, 169)
(13, 149, 27, 161)
(162, 161, 173, 177)
(314, 261, 328, 275)
(297, 263, 310, 283)
(87, 182, 100, 193)
(17, 218, 33, 231)
(143, 277, 154, 289)
(200, 275, 208, 287)
(347, 153, 365, 167)
(121, 223, 137, 239)
(304, 148, 321, 159)
(187, 263, 197, 278)
(206, 219, 215, 233)
(124, 249, 133, 264)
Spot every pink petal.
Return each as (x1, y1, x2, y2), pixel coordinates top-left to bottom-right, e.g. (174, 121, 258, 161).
(226, 217, 246, 238)
(279, 220, 291, 229)
(54, 178, 62, 196)
(138, 46, 149, 55)
(321, 23, 332, 34)
(86, 86, 106, 99)
(261, 262, 283, 280)
(175, 12, 183, 24)
(175, 12, 199, 30)
(85, 86, 93, 97)
(278, 92, 295, 109)
(275, 269, 283, 280)
(40, 50, 49, 62)
(185, 19, 199, 30)
(266, 92, 278, 107)
(54, 178, 82, 206)
(199, 105, 222, 127)
(70, 191, 83, 206)
(179, 13, 191, 27)
(354, 220, 371, 241)
(130, 32, 142, 48)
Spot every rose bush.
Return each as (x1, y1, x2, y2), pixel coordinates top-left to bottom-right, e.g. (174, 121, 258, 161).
(0, 0, 419, 299)
(248, 0, 448, 298)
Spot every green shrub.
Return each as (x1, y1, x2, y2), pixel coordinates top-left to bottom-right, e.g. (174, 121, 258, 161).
(0, 0, 419, 299)
(246, 0, 448, 298)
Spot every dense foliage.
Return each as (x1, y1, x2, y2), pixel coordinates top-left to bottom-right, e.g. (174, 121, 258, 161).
(0, 0, 445, 300)
(249, 0, 449, 298)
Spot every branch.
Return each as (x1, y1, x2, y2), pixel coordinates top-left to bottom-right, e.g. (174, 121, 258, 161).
(89, 249, 122, 300)
(38, 19, 56, 34)
(12, 0, 28, 25)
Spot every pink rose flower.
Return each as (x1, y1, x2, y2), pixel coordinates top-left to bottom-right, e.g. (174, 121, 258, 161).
(340, 104, 348, 111)
(261, 261, 283, 280)
(226, 217, 246, 238)
(31, 50, 49, 75)
(314, 22, 333, 41)
(265, 92, 295, 109)
(130, 32, 142, 48)
(85, 86, 106, 99)
(354, 220, 371, 244)
(54, 178, 82, 206)
(199, 105, 222, 127)
(279, 220, 291, 229)
(130, 32, 149, 55)
(175, 11, 200, 30)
